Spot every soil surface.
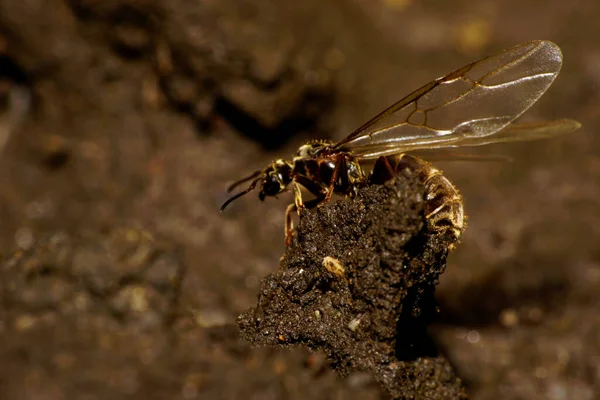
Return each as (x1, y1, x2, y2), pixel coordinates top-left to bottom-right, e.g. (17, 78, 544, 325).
(239, 174, 466, 399)
(1, 0, 600, 399)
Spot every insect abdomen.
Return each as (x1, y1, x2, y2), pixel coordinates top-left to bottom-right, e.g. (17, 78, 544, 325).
(421, 167, 464, 243)
(371, 154, 465, 244)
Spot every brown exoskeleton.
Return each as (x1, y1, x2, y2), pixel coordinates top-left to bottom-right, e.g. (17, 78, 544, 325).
(221, 41, 581, 247)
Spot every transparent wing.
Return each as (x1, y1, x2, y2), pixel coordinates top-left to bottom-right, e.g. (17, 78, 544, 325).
(406, 150, 513, 162)
(333, 40, 567, 159)
(353, 119, 581, 159)
(455, 118, 581, 146)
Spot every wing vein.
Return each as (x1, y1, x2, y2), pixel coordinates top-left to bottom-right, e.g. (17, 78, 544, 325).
(330, 41, 575, 160)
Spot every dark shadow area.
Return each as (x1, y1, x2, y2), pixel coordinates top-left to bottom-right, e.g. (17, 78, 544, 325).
(0, 54, 31, 86)
(214, 88, 334, 150)
(436, 257, 570, 328)
(395, 283, 440, 361)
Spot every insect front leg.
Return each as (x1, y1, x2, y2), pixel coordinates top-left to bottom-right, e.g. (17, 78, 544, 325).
(284, 181, 304, 246)
(284, 177, 326, 246)
(293, 181, 305, 209)
(284, 195, 326, 246)
(285, 203, 297, 247)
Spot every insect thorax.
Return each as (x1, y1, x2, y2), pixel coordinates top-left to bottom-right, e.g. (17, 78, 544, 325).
(296, 140, 335, 158)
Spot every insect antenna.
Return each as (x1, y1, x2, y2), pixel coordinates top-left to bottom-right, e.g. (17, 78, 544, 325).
(226, 170, 262, 193)
(220, 176, 262, 212)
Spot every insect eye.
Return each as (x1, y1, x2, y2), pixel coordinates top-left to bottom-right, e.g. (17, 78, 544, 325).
(263, 175, 282, 196)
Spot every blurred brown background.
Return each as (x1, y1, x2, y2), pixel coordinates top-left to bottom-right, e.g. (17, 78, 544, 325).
(1, 0, 599, 399)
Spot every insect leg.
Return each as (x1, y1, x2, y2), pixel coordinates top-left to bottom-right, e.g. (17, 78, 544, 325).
(285, 195, 326, 246)
(293, 175, 327, 200)
(324, 155, 348, 202)
(285, 203, 296, 247)
(284, 176, 326, 246)
(292, 180, 304, 209)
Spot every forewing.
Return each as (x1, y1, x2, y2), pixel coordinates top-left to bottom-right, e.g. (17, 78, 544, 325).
(334, 40, 564, 159)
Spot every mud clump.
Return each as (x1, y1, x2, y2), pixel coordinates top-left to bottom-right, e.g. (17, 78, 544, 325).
(238, 171, 467, 399)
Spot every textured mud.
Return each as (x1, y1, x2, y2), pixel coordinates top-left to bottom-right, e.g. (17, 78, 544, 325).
(1, 0, 600, 399)
(239, 174, 467, 399)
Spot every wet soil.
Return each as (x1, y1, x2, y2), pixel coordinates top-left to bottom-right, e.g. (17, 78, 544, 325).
(1, 0, 600, 399)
